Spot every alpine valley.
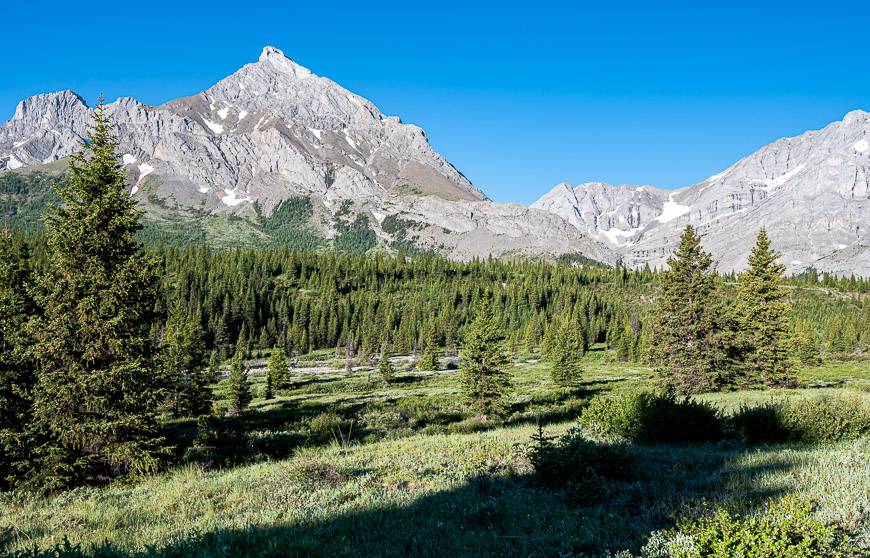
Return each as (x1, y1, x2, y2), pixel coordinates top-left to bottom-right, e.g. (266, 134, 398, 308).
(1, 46, 868, 275)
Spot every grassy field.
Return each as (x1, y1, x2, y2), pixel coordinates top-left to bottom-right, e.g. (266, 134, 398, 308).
(1, 351, 868, 557)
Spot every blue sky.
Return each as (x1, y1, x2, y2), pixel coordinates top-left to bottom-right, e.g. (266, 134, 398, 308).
(3, 1, 868, 204)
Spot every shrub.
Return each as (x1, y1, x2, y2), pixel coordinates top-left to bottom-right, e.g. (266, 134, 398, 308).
(729, 404, 789, 444)
(528, 423, 635, 504)
(248, 429, 301, 459)
(639, 496, 862, 557)
(733, 395, 870, 444)
(184, 414, 250, 468)
(579, 391, 724, 444)
(306, 412, 351, 444)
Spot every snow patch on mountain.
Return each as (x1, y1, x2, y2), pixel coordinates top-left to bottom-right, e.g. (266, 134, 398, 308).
(6, 155, 23, 170)
(202, 117, 224, 134)
(753, 163, 806, 191)
(600, 226, 642, 246)
(137, 163, 154, 182)
(221, 188, 251, 207)
(656, 194, 691, 223)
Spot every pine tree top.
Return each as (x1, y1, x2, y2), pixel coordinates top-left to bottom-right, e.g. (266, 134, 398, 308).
(46, 100, 142, 269)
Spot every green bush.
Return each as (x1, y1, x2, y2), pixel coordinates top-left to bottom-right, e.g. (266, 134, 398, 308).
(528, 424, 635, 504)
(397, 395, 466, 426)
(729, 404, 789, 444)
(306, 412, 351, 444)
(578, 391, 724, 444)
(733, 395, 870, 444)
(638, 496, 862, 557)
(247, 429, 301, 459)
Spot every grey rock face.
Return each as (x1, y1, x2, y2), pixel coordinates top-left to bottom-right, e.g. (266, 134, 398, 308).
(0, 46, 608, 263)
(0, 90, 90, 168)
(532, 111, 870, 276)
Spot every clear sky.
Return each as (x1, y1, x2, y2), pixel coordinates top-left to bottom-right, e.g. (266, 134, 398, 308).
(3, 1, 868, 204)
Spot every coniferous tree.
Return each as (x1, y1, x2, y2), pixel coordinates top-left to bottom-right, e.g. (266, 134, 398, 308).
(418, 325, 439, 370)
(548, 320, 584, 388)
(213, 318, 230, 360)
(649, 225, 733, 394)
(267, 347, 288, 390)
(207, 350, 220, 383)
(734, 228, 797, 388)
(257, 329, 269, 354)
(30, 103, 169, 488)
(226, 348, 251, 416)
(235, 325, 249, 360)
(0, 232, 36, 489)
(378, 348, 395, 385)
(460, 298, 512, 418)
(792, 319, 821, 367)
(162, 301, 208, 417)
(263, 367, 274, 400)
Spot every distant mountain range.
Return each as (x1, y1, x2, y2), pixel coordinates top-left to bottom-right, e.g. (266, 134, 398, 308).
(1, 46, 867, 275)
(532, 110, 870, 276)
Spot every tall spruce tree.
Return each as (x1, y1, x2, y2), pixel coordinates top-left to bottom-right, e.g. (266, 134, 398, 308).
(734, 228, 797, 388)
(30, 102, 169, 487)
(650, 225, 733, 394)
(548, 320, 584, 388)
(227, 347, 252, 416)
(267, 347, 288, 390)
(378, 347, 395, 385)
(0, 232, 36, 489)
(263, 367, 274, 400)
(162, 300, 209, 417)
(460, 297, 512, 418)
(418, 324, 439, 370)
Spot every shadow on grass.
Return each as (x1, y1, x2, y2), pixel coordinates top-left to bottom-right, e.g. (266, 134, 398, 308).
(9, 444, 797, 558)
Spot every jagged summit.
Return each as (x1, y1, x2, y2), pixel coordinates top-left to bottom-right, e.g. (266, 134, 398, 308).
(256, 45, 314, 78)
(12, 90, 88, 120)
(259, 45, 285, 61)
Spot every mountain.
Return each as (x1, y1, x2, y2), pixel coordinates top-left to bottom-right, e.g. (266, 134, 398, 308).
(532, 111, 870, 276)
(2, 47, 867, 275)
(0, 46, 613, 263)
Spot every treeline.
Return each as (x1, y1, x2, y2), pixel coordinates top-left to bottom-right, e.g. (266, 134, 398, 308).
(14, 238, 868, 375)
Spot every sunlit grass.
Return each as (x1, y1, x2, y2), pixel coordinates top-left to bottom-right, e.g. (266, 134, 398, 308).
(1, 353, 867, 556)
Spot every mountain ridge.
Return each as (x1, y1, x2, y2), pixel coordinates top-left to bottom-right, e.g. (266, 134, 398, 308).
(1, 46, 867, 275)
(0, 46, 613, 263)
(532, 108, 870, 276)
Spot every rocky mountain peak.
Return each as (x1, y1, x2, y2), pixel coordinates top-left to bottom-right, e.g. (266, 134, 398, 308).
(257, 45, 314, 79)
(12, 90, 88, 122)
